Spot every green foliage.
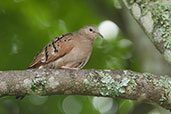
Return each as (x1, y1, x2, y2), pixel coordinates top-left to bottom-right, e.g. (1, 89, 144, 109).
(117, 99, 136, 114)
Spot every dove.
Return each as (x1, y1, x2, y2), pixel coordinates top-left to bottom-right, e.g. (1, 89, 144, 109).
(16, 25, 103, 99)
(28, 24, 103, 70)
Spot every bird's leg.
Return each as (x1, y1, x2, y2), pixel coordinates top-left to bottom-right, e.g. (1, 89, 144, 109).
(61, 66, 80, 70)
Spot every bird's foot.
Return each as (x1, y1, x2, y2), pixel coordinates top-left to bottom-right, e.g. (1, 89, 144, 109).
(16, 95, 25, 100)
(61, 66, 80, 70)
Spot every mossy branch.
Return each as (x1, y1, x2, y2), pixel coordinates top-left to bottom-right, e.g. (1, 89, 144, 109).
(121, 0, 171, 65)
(0, 69, 170, 110)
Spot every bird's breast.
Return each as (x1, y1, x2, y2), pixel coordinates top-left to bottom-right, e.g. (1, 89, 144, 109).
(72, 39, 93, 59)
(61, 39, 93, 68)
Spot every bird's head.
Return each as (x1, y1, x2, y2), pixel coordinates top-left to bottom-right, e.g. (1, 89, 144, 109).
(79, 24, 103, 40)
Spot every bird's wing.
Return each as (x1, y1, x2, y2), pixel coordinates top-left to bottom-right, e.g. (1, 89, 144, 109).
(28, 33, 74, 69)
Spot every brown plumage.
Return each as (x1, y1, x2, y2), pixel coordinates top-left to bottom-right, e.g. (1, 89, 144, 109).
(28, 24, 103, 70)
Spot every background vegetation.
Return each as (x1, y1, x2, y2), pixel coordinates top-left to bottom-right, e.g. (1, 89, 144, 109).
(0, 0, 170, 114)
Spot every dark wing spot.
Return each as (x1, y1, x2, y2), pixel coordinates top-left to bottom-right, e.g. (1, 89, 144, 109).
(68, 38, 72, 41)
(45, 46, 48, 61)
(52, 40, 58, 52)
(53, 33, 72, 44)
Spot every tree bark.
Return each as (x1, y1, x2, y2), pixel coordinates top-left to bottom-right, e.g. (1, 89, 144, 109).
(0, 69, 170, 110)
(121, 0, 171, 66)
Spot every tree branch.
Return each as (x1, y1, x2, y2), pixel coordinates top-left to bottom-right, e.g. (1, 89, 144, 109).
(0, 69, 170, 110)
(121, 0, 171, 65)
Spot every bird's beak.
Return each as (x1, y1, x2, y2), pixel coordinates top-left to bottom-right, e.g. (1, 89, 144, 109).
(97, 32, 104, 38)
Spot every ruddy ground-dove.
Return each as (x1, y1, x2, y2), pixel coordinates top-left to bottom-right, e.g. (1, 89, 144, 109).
(17, 25, 103, 99)
(28, 24, 103, 70)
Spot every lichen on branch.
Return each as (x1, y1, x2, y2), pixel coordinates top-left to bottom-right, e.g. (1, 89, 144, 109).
(122, 0, 171, 65)
(0, 69, 170, 110)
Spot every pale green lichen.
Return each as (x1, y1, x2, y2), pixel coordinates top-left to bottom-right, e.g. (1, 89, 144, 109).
(67, 79, 76, 89)
(164, 50, 171, 64)
(123, 71, 137, 91)
(84, 79, 89, 85)
(15, 84, 20, 90)
(127, 0, 151, 15)
(129, 79, 137, 91)
(23, 79, 32, 89)
(138, 72, 171, 105)
(152, 4, 171, 50)
(84, 71, 132, 97)
(84, 73, 94, 88)
(126, 0, 171, 50)
(159, 94, 167, 105)
(150, 73, 171, 105)
(0, 82, 7, 93)
(31, 75, 47, 95)
(168, 92, 171, 104)
(48, 77, 59, 89)
(132, 3, 141, 19)
(120, 77, 131, 86)
(140, 11, 154, 33)
(143, 72, 154, 81)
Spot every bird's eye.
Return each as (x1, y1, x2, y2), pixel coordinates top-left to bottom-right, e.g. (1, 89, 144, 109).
(89, 28, 93, 32)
